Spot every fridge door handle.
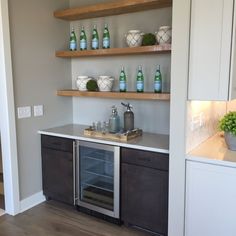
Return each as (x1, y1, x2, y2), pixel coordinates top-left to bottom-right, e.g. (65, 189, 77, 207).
(73, 140, 78, 205)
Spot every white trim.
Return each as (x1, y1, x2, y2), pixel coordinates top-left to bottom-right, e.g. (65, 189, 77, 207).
(0, 0, 20, 215)
(168, 0, 190, 235)
(20, 191, 46, 213)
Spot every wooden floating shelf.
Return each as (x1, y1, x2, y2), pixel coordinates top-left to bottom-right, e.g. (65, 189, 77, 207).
(56, 45, 171, 58)
(57, 90, 170, 101)
(54, 0, 172, 21)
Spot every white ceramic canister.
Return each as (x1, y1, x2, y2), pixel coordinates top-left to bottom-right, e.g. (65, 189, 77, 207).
(155, 26, 172, 45)
(125, 30, 144, 47)
(75, 76, 91, 91)
(97, 75, 114, 92)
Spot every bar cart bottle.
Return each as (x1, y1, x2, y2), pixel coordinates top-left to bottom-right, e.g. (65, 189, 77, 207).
(119, 66, 127, 92)
(80, 26, 87, 50)
(92, 25, 99, 50)
(136, 65, 144, 93)
(69, 28, 77, 51)
(103, 23, 110, 49)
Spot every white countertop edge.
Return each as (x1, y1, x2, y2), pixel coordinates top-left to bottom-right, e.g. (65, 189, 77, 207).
(38, 130, 169, 154)
(186, 154, 236, 168)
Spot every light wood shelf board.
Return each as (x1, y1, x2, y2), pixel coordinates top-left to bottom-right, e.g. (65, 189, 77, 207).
(57, 90, 170, 101)
(56, 45, 171, 58)
(54, 0, 172, 21)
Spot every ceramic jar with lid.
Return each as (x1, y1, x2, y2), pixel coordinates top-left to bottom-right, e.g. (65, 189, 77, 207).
(75, 76, 91, 91)
(155, 26, 172, 45)
(125, 30, 144, 47)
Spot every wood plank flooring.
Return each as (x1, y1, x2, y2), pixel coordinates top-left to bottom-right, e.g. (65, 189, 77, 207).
(0, 201, 149, 236)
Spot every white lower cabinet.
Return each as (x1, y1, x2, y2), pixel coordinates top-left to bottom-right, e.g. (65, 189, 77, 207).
(185, 160, 236, 236)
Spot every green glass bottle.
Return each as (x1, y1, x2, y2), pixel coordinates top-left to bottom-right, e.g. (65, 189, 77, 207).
(154, 65, 162, 93)
(136, 65, 144, 93)
(119, 66, 127, 92)
(103, 23, 110, 49)
(92, 25, 99, 50)
(69, 28, 77, 51)
(80, 26, 87, 50)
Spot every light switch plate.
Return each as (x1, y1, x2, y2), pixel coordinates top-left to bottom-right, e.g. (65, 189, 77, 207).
(34, 105, 43, 117)
(17, 106, 31, 119)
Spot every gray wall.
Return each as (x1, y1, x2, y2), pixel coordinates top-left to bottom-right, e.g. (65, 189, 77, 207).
(8, 0, 171, 200)
(70, 0, 172, 134)
(8, 0, 72, 200)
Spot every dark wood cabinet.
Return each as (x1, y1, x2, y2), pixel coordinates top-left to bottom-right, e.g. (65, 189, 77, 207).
(41, 135, 74, 205)
(121, 148, 169, 236)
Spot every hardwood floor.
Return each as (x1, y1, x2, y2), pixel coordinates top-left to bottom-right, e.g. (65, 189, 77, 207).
(0, 201, 149, 236)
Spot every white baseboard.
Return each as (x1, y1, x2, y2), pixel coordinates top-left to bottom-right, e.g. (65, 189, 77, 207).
(20, 191, 46, 213)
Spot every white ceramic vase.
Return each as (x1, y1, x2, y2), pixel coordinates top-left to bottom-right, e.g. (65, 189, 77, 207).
(75, 76, 91, 91)
(125, 30, 144, 47)
(97, 76, 114, 92)
(155, 26, 172, 45)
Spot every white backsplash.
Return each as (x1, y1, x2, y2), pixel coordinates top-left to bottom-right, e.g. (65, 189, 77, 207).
(186, 101, 226, 152)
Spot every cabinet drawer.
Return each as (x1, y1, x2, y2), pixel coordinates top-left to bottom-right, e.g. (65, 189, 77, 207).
(121, 148, 169, 171)
(41, 135, 73, 153)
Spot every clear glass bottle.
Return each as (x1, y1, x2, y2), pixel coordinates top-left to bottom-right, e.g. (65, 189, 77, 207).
(80, 26, 87, 50)
(109, 106, 120, 133)
(136, 65, 144, 93)
(69, 28, 77, 51)
(119, 66, 127, 92)
(102, 23, 110, 49)
(91, 25, 99, 50)
(154, 65, 162, 93)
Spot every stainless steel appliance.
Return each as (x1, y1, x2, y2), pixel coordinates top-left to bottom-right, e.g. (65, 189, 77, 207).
(75, 141, 120, 219)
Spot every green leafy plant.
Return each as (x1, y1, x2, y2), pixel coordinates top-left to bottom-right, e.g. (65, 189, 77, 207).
(142, 33, 156, 46)
(86, 79, 98, 91)
(219, 111, 236, 136)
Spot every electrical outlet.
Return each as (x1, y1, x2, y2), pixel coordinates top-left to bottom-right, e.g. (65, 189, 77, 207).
(17, 106, 31, 119)
(34, 105, 43, 117)
(199, 112, 205, 127)
(191, 113, 205, 131)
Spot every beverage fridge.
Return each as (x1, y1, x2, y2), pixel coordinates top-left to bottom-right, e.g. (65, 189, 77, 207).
(75, 140, 120, 219)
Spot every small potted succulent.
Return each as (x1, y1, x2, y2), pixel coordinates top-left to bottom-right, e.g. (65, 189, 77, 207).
(219, 111, 236, 150)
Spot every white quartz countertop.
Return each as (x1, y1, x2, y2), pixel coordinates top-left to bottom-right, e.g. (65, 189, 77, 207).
(38, 124, 169, 154)
(187, 133, 236, 168)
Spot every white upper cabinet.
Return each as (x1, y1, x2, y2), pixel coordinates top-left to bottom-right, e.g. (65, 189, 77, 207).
(188, 0, 236, 101)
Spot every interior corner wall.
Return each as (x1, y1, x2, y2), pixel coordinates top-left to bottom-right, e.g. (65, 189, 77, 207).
(8, 0, 72, 200)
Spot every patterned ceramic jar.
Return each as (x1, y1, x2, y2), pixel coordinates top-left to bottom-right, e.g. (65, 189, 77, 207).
(155, 26, 172, 45)
(125, 30, 144, 47)
(76, 76, 91, 91)
(97, 76, 114, 92)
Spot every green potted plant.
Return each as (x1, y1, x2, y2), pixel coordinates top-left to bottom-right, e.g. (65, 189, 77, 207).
(219, 111, 236, 150)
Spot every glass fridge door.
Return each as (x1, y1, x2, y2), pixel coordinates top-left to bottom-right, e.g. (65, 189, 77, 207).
(77, 141, 120, 218)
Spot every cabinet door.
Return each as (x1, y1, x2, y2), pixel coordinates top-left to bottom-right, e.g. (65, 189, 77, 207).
(185, 161, 236, 236)
(42, 148, 74, 205)
(188, 0, 234, 101)
(121, 163, 168, 235)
